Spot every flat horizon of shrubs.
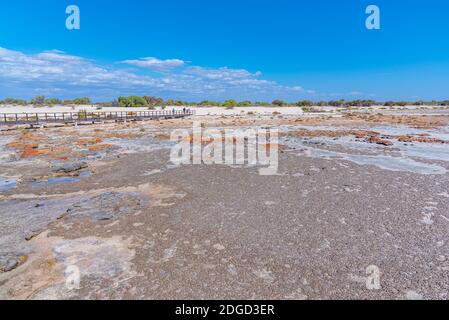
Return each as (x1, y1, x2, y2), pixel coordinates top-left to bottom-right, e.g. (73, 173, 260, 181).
(0, 96, 92, 106)
(1, 95, 449, 108)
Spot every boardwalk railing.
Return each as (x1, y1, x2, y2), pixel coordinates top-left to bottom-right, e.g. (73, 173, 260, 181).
(0, 110, 194, 126)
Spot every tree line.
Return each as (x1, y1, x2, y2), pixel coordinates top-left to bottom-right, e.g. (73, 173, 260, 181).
(113, 97, 449, 108)
(1, 96, 449, 108)
(0, 96, 91, 106)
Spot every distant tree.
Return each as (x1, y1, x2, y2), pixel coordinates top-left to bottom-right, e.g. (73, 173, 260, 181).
(198, 100, 221, 106)
(73, 97, 91, 105)
(237, 100, 252, 107)
(222, 99, 237, 107)
(118, 96, 149, 108)
(271, 99, 285, 107)
(31, 96, 46, 105)
(0, 98, 28, 105)
(296, 100, 313, 107)
(254, 101, 270, 106)
(143, 96, 164, 108)
(328, 99, 345, 107)
(349, 100, 376, 107)
(165, 99, 176, 106)
(301, 107, 312, 112)
(45, 98, 62, 105)
(315, 101, 328, 106)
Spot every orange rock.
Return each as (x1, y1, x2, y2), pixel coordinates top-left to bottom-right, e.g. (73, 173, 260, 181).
(155, 133, 171, 140)
(77, 137, 103, 146)
(88, 144, 114, 152)
(34, 146, 72, 160)
(259, 143, 285, 151)
(102, 132, 143, 139)
(398, 135, 447, 144)
(21, 146, 40, 158)
(7, 141, 39, 150)
(368, 136, 393, 146)
(398, 135, 413, 143)
(351, 130, 379, 139)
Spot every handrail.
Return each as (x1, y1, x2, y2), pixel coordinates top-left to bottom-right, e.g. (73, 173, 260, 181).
(0, 110, 194, 125)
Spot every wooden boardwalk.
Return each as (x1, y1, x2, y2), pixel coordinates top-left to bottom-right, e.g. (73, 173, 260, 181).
(0, 110, 194, 127)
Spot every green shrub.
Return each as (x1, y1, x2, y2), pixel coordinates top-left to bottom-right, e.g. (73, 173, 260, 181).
(45, 98, 61, 105)
(222, 99, 237, 107)
(237, 100, 252, 107)
(78, 110, 88, 119)
(272, 100, 285, 107)
(118, 96, 149, 108)
(73, 97, 91, 105)
(31, 96, 45, 105)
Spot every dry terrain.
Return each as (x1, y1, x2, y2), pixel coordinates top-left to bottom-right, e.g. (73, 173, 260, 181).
(1, 106, 448, 300)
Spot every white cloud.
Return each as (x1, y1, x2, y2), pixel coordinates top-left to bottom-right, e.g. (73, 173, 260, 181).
(0, 47, 157, 87)
(0, 46, 310, 101)
(185, 66, 257, 80)
(121, 57, 185, 71)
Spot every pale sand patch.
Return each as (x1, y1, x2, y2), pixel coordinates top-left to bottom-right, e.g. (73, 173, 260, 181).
(0, 231, 136, 300)
(0, 104, 305, 116)
(0, 183, 186, 207)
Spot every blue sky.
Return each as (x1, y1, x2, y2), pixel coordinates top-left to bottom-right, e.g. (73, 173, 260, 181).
(1, 0, 449, 102)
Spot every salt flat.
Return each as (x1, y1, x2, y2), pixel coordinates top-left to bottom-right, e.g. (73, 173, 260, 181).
(1, 108, 448, 299)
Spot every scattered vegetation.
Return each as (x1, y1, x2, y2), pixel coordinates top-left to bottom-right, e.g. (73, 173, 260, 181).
(301, 107, 313, 112)
(2, 96, 449, 108)
(0, 98, 28, 105)
(118, 96, 149, 108)
(73, 97, 91, 105)
(30, 96, 46, 105)
(237, 100, 252, 107)
(77, 110, 88, 119)
(271, 100, 285, 107)
(295, 100, 314, 107)
(222, 99, 238, 108)
(143, 96, 164, 108)
(45, 98, 62, 106)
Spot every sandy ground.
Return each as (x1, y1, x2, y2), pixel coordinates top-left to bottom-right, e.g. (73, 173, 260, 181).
(0, 105, 306, 116)
(1, 104, 447, 117)
(0, 109, 448, 300)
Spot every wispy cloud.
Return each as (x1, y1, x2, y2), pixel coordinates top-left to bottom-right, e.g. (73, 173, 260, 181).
(0, 46, 310, 101)
(121, 57, 185, 71)
(185, 66, 261, 80)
